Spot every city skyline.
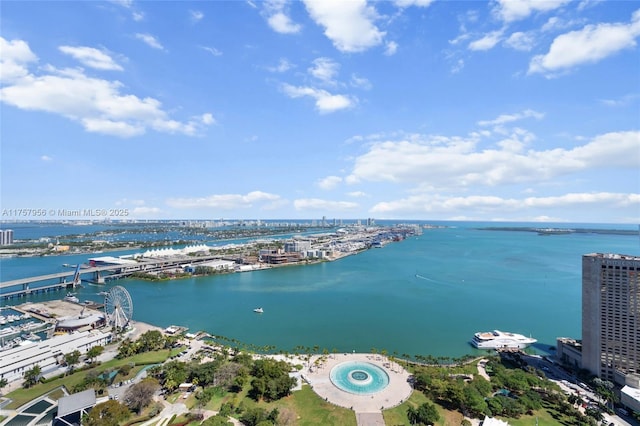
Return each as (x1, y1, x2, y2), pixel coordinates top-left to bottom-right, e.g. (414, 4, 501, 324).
(1, 1, 639, 223)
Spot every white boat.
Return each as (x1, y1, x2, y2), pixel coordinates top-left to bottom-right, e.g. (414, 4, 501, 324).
(64, 293, 80, 303)
(471, 330, 536, 349)
(253, 307, 264, 313)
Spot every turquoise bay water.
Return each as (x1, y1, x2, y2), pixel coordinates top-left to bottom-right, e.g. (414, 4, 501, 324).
(2, 223, 638, 358)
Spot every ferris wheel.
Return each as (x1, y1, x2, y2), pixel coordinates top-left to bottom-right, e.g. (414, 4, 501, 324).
(104, 286, 133, 330)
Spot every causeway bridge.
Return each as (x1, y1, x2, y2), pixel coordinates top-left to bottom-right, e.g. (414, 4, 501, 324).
(0, 255, 230, 300)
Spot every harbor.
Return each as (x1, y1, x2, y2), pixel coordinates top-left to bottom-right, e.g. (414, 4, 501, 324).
(1, 221, 638, 359)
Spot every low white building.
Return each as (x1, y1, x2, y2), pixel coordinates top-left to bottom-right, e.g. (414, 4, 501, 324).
(621, 374, 640, 414)
(184, 259, 235, 273)
(0, 330, 112, 383)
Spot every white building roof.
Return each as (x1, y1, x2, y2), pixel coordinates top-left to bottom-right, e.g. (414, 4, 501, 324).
(57, 389, 96, 417)
(56, 313, 105, 329)
(88, 256, 138, 265)
(0, 330, 111, 381)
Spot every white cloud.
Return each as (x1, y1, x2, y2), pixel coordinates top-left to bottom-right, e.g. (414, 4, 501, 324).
(200, 46, 222, 57)
(468, 30, 504, 51)
(347, 191, 367, 198)
(40, 155, 52, 162)
(135, 33, 164, 50)
(345, 130, 640, 188)
(451, 58, 464, 74)
(477, 109, 544, 127)
(294, 198, 359, 211)
(529, 10, 640, 76)
(317, 175, 342, 190)
(394, 0, 434, 8)
(504, 31, 536, 51)
(308, 57, 339, 84)
(281, 83, 354, 113)
(0, 39, 213, 138)
(268, 58, 293, 72)
(201, 113, 216, 125)
(167, 191, 282, 210)
(371, 192, 639, 217)
(190, 10, 204, 22)
(132, 206, 162, 216)
(268, 12, 302, 34)
(263, 0, 301, 34)
(59, 46, 123, 71)
(0, 37, 38, 83)
(110, 0, 144, 21)
(492, 0, 571, 23)
(600, 93, 640, 107)
(350, 74, 372, 90)
(384, 41, 398, 56)
(303, 0, 385, 52)
(540, 16, 584, 32)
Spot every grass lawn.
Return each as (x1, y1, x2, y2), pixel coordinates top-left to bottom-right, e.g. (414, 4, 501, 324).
(501, 405, 580, 426)
(46, 388, 66, 401)
(383, 391, 463, 426)
(270, 385, 356, 426)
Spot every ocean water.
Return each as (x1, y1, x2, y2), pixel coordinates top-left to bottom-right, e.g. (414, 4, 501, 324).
(1, 222, 638, 358)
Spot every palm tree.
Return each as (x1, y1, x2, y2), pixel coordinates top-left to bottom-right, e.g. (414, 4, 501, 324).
(24, 365, 42, 388)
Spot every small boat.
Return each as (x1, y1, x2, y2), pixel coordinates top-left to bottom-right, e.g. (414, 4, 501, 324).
(64, 293, 80, 303)
(253, 308, 264, 313)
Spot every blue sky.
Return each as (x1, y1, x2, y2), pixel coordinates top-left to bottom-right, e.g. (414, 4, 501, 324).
(1, 0, 639, 223)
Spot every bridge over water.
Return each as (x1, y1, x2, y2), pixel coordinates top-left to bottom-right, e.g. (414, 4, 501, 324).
(0, 255, 229, 299)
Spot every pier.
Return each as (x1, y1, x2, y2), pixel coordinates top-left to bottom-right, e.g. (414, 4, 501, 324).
(0, 255, 229, 300)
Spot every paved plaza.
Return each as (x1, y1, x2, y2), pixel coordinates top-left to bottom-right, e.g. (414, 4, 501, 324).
(303, 352, 413, 422)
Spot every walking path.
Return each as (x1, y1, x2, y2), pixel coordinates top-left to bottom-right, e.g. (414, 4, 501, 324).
(303, 353, 413, 426)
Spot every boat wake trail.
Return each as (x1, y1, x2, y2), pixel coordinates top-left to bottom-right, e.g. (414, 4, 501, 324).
(415, 274, 437, 283)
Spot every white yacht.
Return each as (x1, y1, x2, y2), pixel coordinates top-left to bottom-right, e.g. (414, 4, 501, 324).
(253, 307, 264, 313)
(471, 330, 536, 349)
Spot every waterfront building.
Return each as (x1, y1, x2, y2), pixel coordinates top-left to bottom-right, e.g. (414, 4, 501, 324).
(0, 229, 14, 246)
(582, 253, 640, 385)
(556, 337, 582, 369)
(284, 240, 311, 253)
(0, 330, 112, 383)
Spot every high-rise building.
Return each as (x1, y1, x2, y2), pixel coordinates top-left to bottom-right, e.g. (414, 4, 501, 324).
(582, 253, 640, 384)
(0, 229, 14, 246)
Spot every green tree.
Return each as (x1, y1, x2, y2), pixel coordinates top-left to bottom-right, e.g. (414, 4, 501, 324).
(83, 400, 130, 426)
(249, 358, 296, 402)
(64, 350, 81, 374)
(137, 330, 166, 352)
(240, 407, 270, 426)
(407, 402, 439, 425)
(86, 345, 104, 364)
(23, 365, 41, 388)
(462, 386, 488, 418)
(117, 338, 136, 359)
(162, 360, 188, 391)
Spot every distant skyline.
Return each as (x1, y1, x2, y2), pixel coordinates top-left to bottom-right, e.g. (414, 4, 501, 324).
(1, 1, 639, 223)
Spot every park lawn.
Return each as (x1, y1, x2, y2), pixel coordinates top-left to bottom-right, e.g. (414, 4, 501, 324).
(282, 384, 356, 426)
(204, 387, 244, 411)
(383, 391, 463, 426)
(46, 388, 66, 401)
(500, 407, 577, 426)
(383, 390, 428, 425)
